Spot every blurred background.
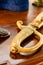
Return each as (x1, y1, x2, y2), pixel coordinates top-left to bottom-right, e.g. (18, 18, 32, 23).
(0, 0, 29, 11)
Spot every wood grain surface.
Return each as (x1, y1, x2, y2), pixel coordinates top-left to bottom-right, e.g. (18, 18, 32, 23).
(0, 0, 43, 65)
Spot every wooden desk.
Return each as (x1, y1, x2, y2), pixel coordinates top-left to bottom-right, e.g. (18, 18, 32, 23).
(0, 0, 43, 65)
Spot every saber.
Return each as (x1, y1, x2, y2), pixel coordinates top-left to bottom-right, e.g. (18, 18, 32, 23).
(10, 12, 43, 54)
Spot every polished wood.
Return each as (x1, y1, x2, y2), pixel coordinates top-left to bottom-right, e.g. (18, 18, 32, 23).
(0, 0, 43, 65)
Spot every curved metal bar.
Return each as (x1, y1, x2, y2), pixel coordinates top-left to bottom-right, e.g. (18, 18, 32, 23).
(10, 25, 43, 53)
(10, 26, 33, 53)
(17, 27, 43, 53)
(10, 12, 43, 54)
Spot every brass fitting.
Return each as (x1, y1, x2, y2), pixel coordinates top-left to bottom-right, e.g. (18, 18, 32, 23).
(10, 12, 43, 54)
